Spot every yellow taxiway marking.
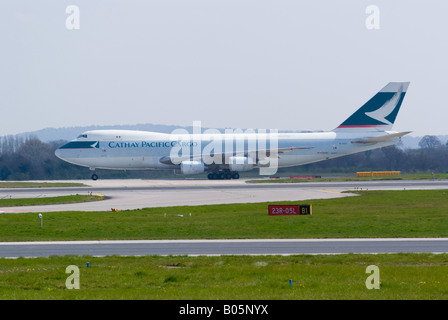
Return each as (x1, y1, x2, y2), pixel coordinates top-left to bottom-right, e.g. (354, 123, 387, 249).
(319, 189, 342, 194)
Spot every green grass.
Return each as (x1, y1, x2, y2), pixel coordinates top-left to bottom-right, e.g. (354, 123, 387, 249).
(0, 182, 87, 188)
(1, 190, 448, 241)
(2, 189, 448, 300)
(1, 254, 447, 299)
(247, 173, 448, 183)
(0, 194, 104, 207)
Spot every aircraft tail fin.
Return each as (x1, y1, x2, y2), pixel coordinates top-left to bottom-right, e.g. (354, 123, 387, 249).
(335, 82, 410, 132)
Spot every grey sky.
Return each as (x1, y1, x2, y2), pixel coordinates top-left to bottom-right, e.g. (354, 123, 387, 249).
(1, 1, 446, 137)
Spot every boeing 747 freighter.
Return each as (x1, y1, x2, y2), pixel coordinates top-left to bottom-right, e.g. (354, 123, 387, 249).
(55, 82, 411, 180)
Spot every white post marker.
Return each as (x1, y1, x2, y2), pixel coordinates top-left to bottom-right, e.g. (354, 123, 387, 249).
(38, 213, 43, 228)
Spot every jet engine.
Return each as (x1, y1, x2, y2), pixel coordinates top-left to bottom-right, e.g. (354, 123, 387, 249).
(180, 160, 205, 175)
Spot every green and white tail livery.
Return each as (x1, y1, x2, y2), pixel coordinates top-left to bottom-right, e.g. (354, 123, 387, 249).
(336, 82, 410, 132)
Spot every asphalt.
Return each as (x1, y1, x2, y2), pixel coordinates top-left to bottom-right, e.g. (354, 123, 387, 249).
(1, 238, 448, 258)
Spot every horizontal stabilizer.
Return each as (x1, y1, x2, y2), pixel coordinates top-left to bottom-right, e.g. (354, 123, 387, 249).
(351, 131, 411, 144)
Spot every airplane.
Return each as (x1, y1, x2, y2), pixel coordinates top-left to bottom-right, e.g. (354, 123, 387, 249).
(55, 82, 411, 180)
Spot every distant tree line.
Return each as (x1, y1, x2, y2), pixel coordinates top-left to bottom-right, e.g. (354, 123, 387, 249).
(0, 135, 448, 180)
(0, 137, 83, 180)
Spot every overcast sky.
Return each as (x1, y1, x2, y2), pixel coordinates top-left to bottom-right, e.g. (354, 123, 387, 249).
(1, 0, 446, 137)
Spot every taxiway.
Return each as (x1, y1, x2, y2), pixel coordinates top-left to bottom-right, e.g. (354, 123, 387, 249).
(1, 178, 448, 213)
(1, 238, 448, 258)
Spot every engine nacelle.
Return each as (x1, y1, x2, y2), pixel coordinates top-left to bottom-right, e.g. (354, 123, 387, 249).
(228, 156, 254, 172)
(180, 160, 205, 175)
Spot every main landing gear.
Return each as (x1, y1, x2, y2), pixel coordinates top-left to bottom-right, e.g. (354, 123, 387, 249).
(207, 170, 240, 180)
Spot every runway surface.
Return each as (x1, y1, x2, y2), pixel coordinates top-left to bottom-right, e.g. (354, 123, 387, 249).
(1, 238, 448, 258)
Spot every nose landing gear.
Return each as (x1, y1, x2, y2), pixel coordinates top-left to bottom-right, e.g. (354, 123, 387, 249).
(89, 168, 98, 181)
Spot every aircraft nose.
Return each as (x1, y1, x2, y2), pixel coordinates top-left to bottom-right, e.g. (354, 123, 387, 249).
(55, 143, 71, 160)
(54, 148, 63, 159)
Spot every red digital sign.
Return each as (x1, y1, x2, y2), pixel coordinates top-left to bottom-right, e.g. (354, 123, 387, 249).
(268, 204, 312, 216)
(268, 205, 299, 215)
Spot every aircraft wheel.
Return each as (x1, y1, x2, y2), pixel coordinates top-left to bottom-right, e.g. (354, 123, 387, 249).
(208, 173, 219, 180)
(91, 173, 99, 181)
(232, 172, 240, 179)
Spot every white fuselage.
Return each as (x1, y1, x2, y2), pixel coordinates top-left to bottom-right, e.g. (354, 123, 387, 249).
(55, 129, 400, 173)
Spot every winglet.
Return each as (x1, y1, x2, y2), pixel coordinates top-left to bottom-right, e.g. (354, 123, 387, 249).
(335, 82, 410, 132)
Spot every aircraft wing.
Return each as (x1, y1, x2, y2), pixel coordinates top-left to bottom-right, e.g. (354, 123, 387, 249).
(159, 146, 313, 165)
(351, 131, 411, 144)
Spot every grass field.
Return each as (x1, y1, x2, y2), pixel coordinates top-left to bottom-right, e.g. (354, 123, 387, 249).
(1, 189, 448, 300)
(0, 182, 86, 188)
(247, 173, 448, 183)
(1, 190, 448, 241)
(1, 254, 447, 300)
(0, 194, 104, 207)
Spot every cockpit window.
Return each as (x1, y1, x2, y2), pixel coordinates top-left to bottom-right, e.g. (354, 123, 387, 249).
(77, 134, 88, 139)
